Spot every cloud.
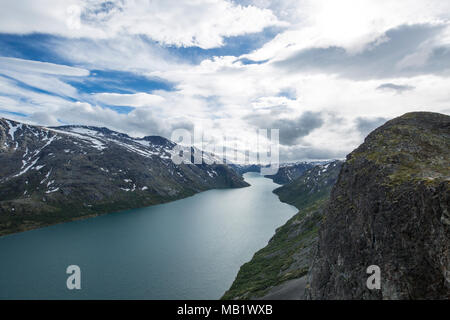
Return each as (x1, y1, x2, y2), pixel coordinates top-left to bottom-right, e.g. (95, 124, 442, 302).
(0, 0, 285, 49)
(280, 144, 345, 162)
(243, 0, 450, 61)
(274, 24, 450, 79)
(355, 116, 388, 137)
(0, 57, 88, 99)
(245, 111, 324, 146)
(94, 92, 165, 107)
(376, 83, 415, 94)
(0, 56, 89, 76)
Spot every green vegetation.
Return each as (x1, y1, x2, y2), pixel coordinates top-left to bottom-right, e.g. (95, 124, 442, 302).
(348, 112, 450, 186)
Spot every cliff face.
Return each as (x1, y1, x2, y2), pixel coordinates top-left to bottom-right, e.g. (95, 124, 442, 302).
(308, 112, 449, 299)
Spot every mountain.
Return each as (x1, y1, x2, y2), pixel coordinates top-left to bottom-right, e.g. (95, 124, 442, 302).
(274, 161, 342, 207)
(230, 162, 324, 185)
(228, 164, 263, 175)
(222, 160, 343, 299)
(223, 111, 449, 300)
(0, 118, 248, 236)
(308, 112, 449, 299)
(265, 162, 315, 184)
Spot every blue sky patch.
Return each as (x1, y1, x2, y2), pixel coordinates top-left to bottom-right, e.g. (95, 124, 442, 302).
(65, 70, 176, 95)
(164, 26, 283, 64)
(0, 33, 72, 65)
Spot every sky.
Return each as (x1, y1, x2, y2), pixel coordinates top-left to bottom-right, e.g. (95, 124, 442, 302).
(0, 0, 449, 162)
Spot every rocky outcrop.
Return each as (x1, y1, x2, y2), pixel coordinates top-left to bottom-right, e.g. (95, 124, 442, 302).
(0, 118, 248, 236)
(308, 112, 449, 299)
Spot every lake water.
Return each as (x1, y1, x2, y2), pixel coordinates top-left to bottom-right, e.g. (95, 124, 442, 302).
(0, 173, 297, 299)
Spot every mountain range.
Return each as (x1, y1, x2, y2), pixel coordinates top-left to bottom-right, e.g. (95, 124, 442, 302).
(0, 118, 248, 236)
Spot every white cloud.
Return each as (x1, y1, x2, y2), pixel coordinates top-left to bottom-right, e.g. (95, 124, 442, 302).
(94, 92, 165, 107)
(0, 0, 285, 49)
(244, 0, 450, 61)
(0, 56, 89, 76)
(50, 36, 183, 73)
(0, 57, 88, 99)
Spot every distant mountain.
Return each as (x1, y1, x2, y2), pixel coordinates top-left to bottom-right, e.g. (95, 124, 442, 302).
(0, 118, 248, 236)
(222, 160, 343, 299)
(265, 162, 315, 184)
(228, 164, 262, 175)
(230, 161, 336, 185)
(274, 161, 343, 208)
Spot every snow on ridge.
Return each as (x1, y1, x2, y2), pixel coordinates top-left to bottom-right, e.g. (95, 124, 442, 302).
(67, 127, 103, 137)
(50, 126, 167, 157)
(13, 157, 40, 177)
(46, 187, 59, 194)
(48, 128, 106, 151)
(4, 120, 22, 141)
(135, 140, 151, 147)
(107, 138, 158, 158)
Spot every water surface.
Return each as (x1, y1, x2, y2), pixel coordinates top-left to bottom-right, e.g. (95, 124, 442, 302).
(0, 173, 297, 299)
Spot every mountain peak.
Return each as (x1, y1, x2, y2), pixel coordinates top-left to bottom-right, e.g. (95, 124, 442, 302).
(349, 111, 450, 183)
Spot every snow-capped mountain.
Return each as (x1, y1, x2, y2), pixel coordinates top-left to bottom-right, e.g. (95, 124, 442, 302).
(265, 162, 315, 184)
(229, 160, 339, 185)
(0, 118, 248, 236)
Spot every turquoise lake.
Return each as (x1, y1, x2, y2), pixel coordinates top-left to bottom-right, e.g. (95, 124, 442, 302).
(0, 173, 297, 299)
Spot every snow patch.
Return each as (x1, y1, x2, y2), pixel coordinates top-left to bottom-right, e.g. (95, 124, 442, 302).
(5, 120, 22, 140)
(46, 187, 59, 194)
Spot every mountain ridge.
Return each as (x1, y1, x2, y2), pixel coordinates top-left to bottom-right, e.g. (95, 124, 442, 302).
(0, 118, 248, 236)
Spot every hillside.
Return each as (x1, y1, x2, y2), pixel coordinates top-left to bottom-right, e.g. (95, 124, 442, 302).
(222, 160, 343, 299)
(308, 111, 449, 299)
(264, 162, 315, 185)
(0, 118, 248, 236)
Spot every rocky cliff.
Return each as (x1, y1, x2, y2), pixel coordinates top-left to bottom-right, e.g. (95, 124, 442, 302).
(308, 112, 449, 299)
(0, 118, 248, 236)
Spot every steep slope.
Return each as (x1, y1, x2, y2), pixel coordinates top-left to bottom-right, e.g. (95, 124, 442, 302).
(265, 162, 315, 184)
(308, 112, 449, 299)
(222, 160, 343, 299)
(274, 161, 343, 208)
(0, 118, 248, 236)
